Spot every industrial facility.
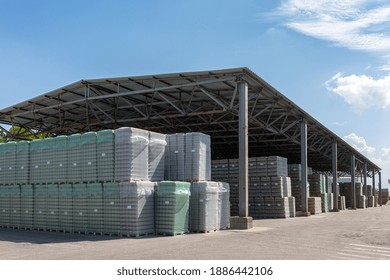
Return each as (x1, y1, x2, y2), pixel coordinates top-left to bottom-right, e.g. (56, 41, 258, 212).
(0, 67, 386, 234)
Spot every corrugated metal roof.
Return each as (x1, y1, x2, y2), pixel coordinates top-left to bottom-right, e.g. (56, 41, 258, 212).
(0, 67, 380, 174)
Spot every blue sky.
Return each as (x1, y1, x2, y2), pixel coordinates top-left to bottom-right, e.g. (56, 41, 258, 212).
(1, 0, 390, 185)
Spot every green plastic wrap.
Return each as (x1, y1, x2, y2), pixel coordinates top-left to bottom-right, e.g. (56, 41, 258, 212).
(155, 181, 190, 235)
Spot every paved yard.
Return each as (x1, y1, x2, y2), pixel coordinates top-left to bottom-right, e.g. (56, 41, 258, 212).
(1, 205, 389, 260)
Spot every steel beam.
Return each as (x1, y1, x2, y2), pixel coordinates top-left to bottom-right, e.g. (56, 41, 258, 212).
(300, 120, 309, 214)
(379, 171, 382, 207)
(332, 142, 339, 211)
(351, 153, 356, 209)
(238, 82, 249, 217)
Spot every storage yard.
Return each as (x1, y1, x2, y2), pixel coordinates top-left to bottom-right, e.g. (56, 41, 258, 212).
(1, 205, 390, 260)
(0, 67, 389, 260)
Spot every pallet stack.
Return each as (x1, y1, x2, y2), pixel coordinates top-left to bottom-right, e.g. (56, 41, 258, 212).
(1, 127, 226, 237)
(308, 174, 330, 212)
(155, 181, 190, 236)
(287, 164, 311, 211)
(382, 189, 389, 205)
(211, 156, 295, 219)
(308, 197, 322, 214)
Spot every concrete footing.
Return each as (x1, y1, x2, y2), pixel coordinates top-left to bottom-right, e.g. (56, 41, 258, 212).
(230, 216, 253, 230)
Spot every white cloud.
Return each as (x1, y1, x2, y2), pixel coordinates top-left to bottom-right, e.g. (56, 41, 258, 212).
(276, 0, 390, 53)
(343, 133, 390, 185)
(381, 148, 390, 161)
(325, 72, 390, 111)
(343, 133, 376, 156)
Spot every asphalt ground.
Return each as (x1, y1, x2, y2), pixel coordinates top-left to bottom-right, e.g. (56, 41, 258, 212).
(1, 205, 390, 260)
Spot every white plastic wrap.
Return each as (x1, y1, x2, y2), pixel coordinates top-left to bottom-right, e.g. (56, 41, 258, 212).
(115, 127, 149, 181)
(148, 131, 167, 181)
(189, 181, 219, 232)
(120, 181, 155, 236)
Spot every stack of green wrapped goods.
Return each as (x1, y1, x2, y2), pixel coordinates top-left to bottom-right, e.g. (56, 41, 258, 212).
(155, 181, 190, 235)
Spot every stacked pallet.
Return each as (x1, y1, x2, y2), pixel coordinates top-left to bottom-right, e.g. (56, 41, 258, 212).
(149, 132, 166, 182)
(218, 182, 230, 229)
(0, 127, 214, 237)
(120, 181, 155, 237)
(287, 164, 311, 211)
(340, 182, 366, 208)
(189, 181, 231, 232)
(165, 132, 211, 182)
(308, 174, 330, 212)
(211, 156, 295, 219)
(338, 196, 346, 210)
(382, 189, 389, 205)
(308, 197, 322, 214)
(115, 127, 149, 182)
(96, 130, 115, 182)
(189, 182, 219, 232)
(321, 193, 332, 213)
(155, 181, 191, 235)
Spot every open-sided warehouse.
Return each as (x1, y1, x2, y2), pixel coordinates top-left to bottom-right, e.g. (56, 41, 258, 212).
(0, 67, 384, 227)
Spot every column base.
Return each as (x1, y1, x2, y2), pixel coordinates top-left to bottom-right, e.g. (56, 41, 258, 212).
(331, 209, 340, 212)
(230, 216, 253, 230)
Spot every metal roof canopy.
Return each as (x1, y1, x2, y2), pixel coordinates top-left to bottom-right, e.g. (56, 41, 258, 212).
(0, 67, 380, 176)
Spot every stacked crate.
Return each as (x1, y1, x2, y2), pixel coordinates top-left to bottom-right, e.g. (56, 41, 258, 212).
(96, 130, 115, 182)
(288, 164, 311, 212)
(0, 142, 16, 185)
(20, 184, 33, 229)
(340, 182, 366, 208)
(16, 141, 30, 185)
(120, 181, 155, 237)
(165, 132, 211, 182)
(320, 193, 331, 213)
(115, 127, 149, 182)
(155, 181, 190, 235)
(218, 182, 230, 229)
(73, 183, 88, 233)
(355, 183, 366, 209)
(58, 184, 73, 232)
(81, 132, 97, 182)
(365, 185, 375, 207)
(212, 156, 295, 219)
(46, 184, 59, 231)
(67, 134, 82, 183)
(87, 183, 103, 234)
(189, 181, 219, 232)
(338, 196, 346, 210)
(0, 186, 10, 227)
(308, 174, 329, 212)
(103, 182, 121, 235)
(382, 189, 389, 205)
(9, 185, 21, 228)
(308, 197, 322, 214)
(148, 132, 166, 181)
(184, 132, 211, 181)
(33, 184, 47, 230)
(165, 133, 185, 181)
(54, 136, 67, 183)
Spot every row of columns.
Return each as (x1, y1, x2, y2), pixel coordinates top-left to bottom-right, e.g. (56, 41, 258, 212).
(238, 81, 382, 219)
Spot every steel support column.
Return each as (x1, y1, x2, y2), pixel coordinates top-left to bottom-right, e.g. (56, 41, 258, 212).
(379, 171, 382, 207)
(351, 154, 356, 209)
(363, 162, 367, 198)
(238, 81, 249, 217)
(372, 168, 376, 201)
(332, 142, 339, 211)
(300, 120, 309, 214)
